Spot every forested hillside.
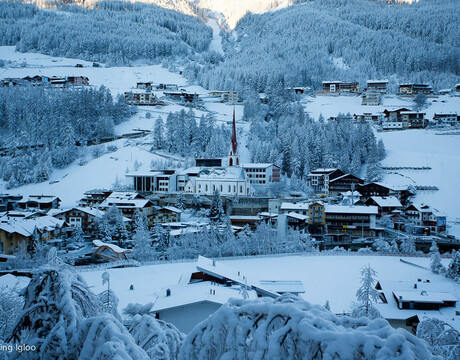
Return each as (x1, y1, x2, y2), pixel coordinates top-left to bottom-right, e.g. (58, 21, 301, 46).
(192, 0, 460, 94)
(0, 0, 212, 65)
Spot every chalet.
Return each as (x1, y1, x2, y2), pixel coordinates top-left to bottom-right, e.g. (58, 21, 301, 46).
(328, 173, 364, 196)
(322, 81, 360, 94)
(382, 121, 404, 131)
(361, 91, 381, 106)
(124, 90, 161, 106)
(67, 76, 89, 86)
(208, 90, 238, 103)
(148, 206, 182, 224)
(0, 194, 22, 212)
(398, 84, 433, 96)
(155, 83, 178, 90)
(306, 168, 345, 195)
(280, 212, 308, 233)
(382, 108, 411, 122)
(163, 91, 198, 103)
(357, 182, 412, 203)
(375, 279, 458, 332)
(50, 76, 68, 88)
(400, 111, 426, 128)
(455, 84, 460, 96)
(136, 81, 155, 89)
(285, 87, 310, 95)
(433, 113, 458, 126)
(229, 215, 261, 230)
(353, 113, 382, 123)
(92, 240, 130, 262)
(99, 192, 155, 218)
(366, 80, 388, 93)
(79, 189, 112, 207)
(18, 195, 61, 211)
(49, 207, 107, 236)
(324, 204, 379, 237)
(340, 190, 362, 206)
(404, 204, 446, 232)
(364, 196, 403, 216)
(0, 215, 66, 254)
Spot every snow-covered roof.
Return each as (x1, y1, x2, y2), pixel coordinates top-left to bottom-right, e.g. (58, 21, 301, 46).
(178, 166, 205, 175)
(286, 212, 308, 221)
(92, 240, 129, 254)
(196, 256, 279, 298)
(400, 111, 425, 115)
(18, 195, 59, 204)
(241, 163, 276, 169)
(170, 228, 202, 237)
(50, 207, 106, 218)
(100, 192, 151, 209)
(229, 215, 261, 221)
(0, 216, 65, 237)
(280, 202, 308, 211)
(152, 281, 257, 312)
(369, 196, 402, 208)
(125, 171, 164, 177)
(197, 166, 246, 181)
(367, 80, 388, 84)
(309, 168, 338, 174)
(329, 173, 361, 182)
(393, 290, 457, 304)
(322, 81, 342, 84)
(160, 206, 182, 214)
(376, 280, 459, 325)
(258, 280, 305, 294)
(324, 205, 378, 215)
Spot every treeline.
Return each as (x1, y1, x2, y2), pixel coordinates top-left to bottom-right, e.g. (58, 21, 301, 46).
(0, 86, 131, 188)
(190, 0, 460, 96)
(0, 0, 212, 65)
(151, 110, 230, 159)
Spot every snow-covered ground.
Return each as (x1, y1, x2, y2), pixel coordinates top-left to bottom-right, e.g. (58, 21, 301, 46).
(376, 129, 460, 236)
(80, 254, 460, 330)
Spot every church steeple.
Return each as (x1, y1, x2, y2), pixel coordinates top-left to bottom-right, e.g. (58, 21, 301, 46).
(228, 107, 239, 166)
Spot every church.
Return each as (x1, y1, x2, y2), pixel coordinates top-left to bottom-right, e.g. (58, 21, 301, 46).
(126, 109, 280, 196)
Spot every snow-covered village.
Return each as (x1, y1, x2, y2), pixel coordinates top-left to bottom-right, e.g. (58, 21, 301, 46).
(0, 0, 460, 359)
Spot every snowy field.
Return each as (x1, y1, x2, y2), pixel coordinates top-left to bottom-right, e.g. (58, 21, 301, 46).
(79, 254, 460, 330)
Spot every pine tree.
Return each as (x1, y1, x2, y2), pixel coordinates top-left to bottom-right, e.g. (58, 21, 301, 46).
(209, 190, 225, 223)
(430, 241, 445, 274)
(446, 251, 460, 282)
(132, 210, 154, 262)
(351, 264, 381, 319)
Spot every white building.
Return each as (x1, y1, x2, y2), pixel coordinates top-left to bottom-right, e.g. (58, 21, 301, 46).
(382, 121, 404, 130)
(190, 167, 254, 196)
(208, 90, 238, 103)
(241, 163, 280, 192)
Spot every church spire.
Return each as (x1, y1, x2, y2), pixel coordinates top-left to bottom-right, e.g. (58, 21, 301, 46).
(228, 107, 239, 166)
(231, 106, 238, 155)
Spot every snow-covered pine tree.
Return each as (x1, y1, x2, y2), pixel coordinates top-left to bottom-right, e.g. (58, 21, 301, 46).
(351, 264, 381, 319)
(209, 190, 225, 223)
(430, 241, 445, 274)
(416, 317, 460, 360)
(446, 250, 460, 282)
(132, 210, 154, 262)
(181, 295, 435, 359)
(129, 314, 184, 360)
(400, 236, 417, 254)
